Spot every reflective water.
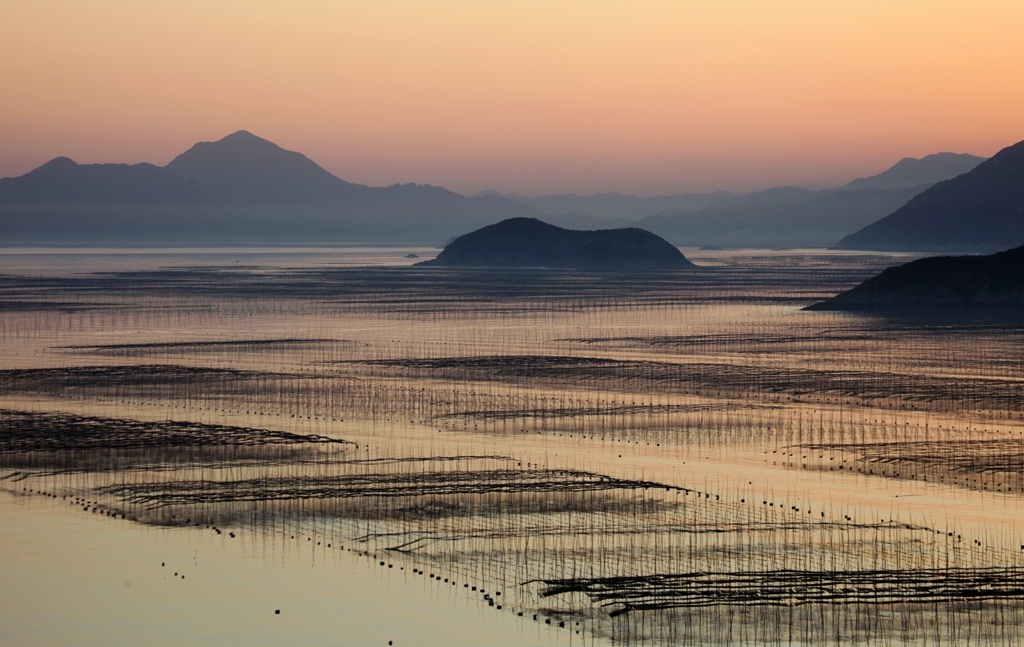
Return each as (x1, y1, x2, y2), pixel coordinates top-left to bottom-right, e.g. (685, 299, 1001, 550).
(2, 247, 1024, 645)
(0, 492, 565, 646)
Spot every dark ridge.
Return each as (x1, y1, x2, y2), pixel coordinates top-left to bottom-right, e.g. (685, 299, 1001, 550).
(841, 152, 986, 191)
(835, 139, 1024, 252)
(636, 154, 984, 248)
(417, 217, 694, 270)
(639, 185, 927, 248)
(807, 245, 1024, 311)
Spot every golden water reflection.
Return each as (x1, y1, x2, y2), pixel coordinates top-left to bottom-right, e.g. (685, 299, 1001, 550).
(3, 248, 1024, 645)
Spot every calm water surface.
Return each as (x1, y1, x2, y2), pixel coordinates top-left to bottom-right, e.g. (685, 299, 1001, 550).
(3, 247, 1024, 646)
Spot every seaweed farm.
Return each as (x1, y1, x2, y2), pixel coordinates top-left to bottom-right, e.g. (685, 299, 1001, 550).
(4, 247, 1024, 645)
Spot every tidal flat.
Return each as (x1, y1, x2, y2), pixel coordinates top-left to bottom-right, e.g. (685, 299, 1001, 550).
(3, 247, 1024, 646)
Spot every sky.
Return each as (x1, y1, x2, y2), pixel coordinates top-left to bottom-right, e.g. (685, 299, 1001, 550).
(2, 1, 1022, 196)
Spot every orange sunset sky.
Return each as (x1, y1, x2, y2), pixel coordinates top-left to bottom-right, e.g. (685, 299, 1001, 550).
(2, 1, 1022, 196)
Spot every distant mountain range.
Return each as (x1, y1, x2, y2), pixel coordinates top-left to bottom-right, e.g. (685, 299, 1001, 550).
(634, 153, 986, 248)
(636, 185, 928, 248)
(472, 190, 737, 227)
(842, 152, 988, 191)
(419, 217, 693, 270)
(0, 131, 990, 247)
(0, 131, 540, 244)
(482, 153, 985, 248)
(836, 141, 1024, 252)
(807, 245, 1024, 310)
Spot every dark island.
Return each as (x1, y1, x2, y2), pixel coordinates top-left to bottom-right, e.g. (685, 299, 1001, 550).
(417, 217, 694, 270)
(806, 245, 1024, 311)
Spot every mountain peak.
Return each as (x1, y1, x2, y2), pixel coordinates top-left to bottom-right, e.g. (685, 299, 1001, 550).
(843, 152, 987, 191)
(26, 156, 79, 177)
(215, 129, 277, 148)
(181, 130, 284, 156)
(165, 131, 354, 203)
(41, 156, 78, 168)
(0, 133, 541, 244)
(223, 129, 258, 139)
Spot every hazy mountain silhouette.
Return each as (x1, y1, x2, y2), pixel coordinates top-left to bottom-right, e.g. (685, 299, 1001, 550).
(631, 154, 984, 248)
(0, 132, 990, 247)
(418, 217, 694, 269)
(836, 141, 1024, 252)
(479, 190, 736, 223)
(479, 154, 984, 247)
(0, 131, 540, 244)
(807, 245, 1024, 310)
(637, 185, 925, 248)
(841, 152, 985, 191)
(0, 156, 208, 204)
(164, 130, 367, 204)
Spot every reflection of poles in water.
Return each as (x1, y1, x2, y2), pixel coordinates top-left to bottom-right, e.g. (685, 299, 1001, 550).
(4, 265, 1024, 644)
